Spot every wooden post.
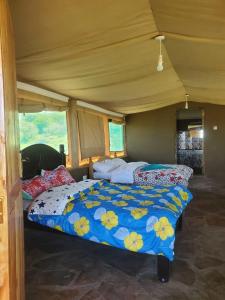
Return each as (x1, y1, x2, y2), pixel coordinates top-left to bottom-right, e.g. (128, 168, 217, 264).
(59, 144, 66, 166)
(176, 214, 183, 231)
(0, 1, 25, 298)
(67, 100, 80, 167)
(88, 157, 94, 179)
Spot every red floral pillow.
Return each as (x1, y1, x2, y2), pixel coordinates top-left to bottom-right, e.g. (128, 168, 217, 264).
(22, 176, 52, 199)
(41, 165, 75, 187)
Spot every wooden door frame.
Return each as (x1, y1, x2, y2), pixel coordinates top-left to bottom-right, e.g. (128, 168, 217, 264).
(0, 0, 24, 299)
(176, 108, 205, 175)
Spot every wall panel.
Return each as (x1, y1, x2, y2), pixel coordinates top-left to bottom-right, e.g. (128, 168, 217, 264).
(126, 102, 225, 179)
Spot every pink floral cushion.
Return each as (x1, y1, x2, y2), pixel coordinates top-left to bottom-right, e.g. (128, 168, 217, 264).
(41, 165, 75, 187)
(22, 176, 52, 199)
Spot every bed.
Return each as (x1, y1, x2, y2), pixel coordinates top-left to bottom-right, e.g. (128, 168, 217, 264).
(91, 158, 193, 186)
(22, 144, 193, 283)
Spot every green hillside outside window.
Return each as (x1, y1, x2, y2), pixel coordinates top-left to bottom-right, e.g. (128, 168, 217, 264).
(109, 122, 124, 152)
(19, 111, 68, 153)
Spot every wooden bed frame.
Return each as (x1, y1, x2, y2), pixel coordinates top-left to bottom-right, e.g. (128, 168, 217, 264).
(21, 143, 183, 283)
(21, 143, 66, 179)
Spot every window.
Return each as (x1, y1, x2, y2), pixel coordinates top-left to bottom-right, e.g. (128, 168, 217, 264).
(108, 122, 125, 152)
(19, 111, 68, 153)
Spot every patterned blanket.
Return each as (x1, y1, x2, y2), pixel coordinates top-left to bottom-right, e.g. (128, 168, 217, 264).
(134, 164, 193, 186)
(28, 181, 193, 261)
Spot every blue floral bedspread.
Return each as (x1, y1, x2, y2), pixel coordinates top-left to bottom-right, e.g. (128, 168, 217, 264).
(28, 181, 193, 261)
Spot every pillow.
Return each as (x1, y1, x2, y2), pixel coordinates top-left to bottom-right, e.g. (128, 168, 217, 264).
(22, 190, 33, 201)
(41, 165, 75, 187)
(111, 158, 127, 168)
(22, 176, 52, 199)
(93, 171, 112, 180)
(93, 158, 126, 173)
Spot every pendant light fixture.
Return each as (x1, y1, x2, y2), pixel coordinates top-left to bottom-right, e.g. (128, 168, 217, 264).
(185, 94, 189, 109)
(155, 35, 165, 72)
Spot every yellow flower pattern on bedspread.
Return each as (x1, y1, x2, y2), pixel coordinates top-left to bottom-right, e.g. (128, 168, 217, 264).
(101, 211, 118, 230)
(153, 217, 174, 240)
(63, 202, 74, 214)
(179, 190, 189, 201)
(85, 201, 100, 209)
(112, 201, 128, 207)
(131, 208, 148, 220)
(139, 200, 154, 206)
(124, 232, 143, 252)
(74, 217, 90, 236)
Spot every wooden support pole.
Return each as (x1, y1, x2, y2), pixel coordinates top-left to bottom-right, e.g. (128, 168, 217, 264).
(176, 214, 183, 232)
(157, 256, 170, 283)
(67, 100, 80, 167)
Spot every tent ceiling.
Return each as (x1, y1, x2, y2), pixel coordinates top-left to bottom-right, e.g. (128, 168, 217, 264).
(151, 0, 225, 107)
(10, 0, 225, 114)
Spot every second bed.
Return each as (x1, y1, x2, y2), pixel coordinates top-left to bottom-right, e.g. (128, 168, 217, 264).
(91, 159, 193, 186)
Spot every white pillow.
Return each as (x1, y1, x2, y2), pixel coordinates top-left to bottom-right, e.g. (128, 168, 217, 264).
(93, 158, 126, 173)
(93, 171, 112, 180)
(111, 162, 148, 184)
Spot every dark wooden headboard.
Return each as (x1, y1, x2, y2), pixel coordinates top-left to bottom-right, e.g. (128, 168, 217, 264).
(21, 144, 66, 179)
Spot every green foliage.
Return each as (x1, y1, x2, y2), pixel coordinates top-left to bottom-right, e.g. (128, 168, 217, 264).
(19, 111, 68, 153)
(109, 123, 124, 152)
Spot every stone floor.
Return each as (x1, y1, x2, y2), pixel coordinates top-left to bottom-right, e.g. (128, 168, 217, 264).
(25, 176, 225, 300)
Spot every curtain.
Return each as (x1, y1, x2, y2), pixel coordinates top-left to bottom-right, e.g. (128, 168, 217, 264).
(77, 110, 105, 159)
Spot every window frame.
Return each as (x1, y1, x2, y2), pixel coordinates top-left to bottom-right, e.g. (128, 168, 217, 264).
(108, 120, 126, 157)
(78, 117, 126, 167)
(19, 111, 70, 166)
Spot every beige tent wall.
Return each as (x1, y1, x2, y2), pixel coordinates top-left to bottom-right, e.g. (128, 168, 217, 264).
(126, 105, 177, 164)
(126, 102, 225, 179)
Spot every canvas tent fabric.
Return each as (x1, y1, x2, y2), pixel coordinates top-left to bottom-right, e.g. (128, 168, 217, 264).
(17, 89, 68, 112)
(77, 110, 105, 159)
(9, 0, 225, 114)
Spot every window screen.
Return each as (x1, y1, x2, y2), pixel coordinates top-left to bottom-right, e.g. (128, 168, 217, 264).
(109, 122, 124, 152)
(19, 111, 68, 153)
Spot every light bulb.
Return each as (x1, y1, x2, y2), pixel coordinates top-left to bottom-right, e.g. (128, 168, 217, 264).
(155, 35, 165, 72)
(157, 63, 163, 72)
(185, 94, 189, 109)
(157, 54, 163, 72)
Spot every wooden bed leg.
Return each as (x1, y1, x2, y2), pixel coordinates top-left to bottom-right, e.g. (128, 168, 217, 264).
(176, 214, 183, 231)
(157, 256, 170, 283)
